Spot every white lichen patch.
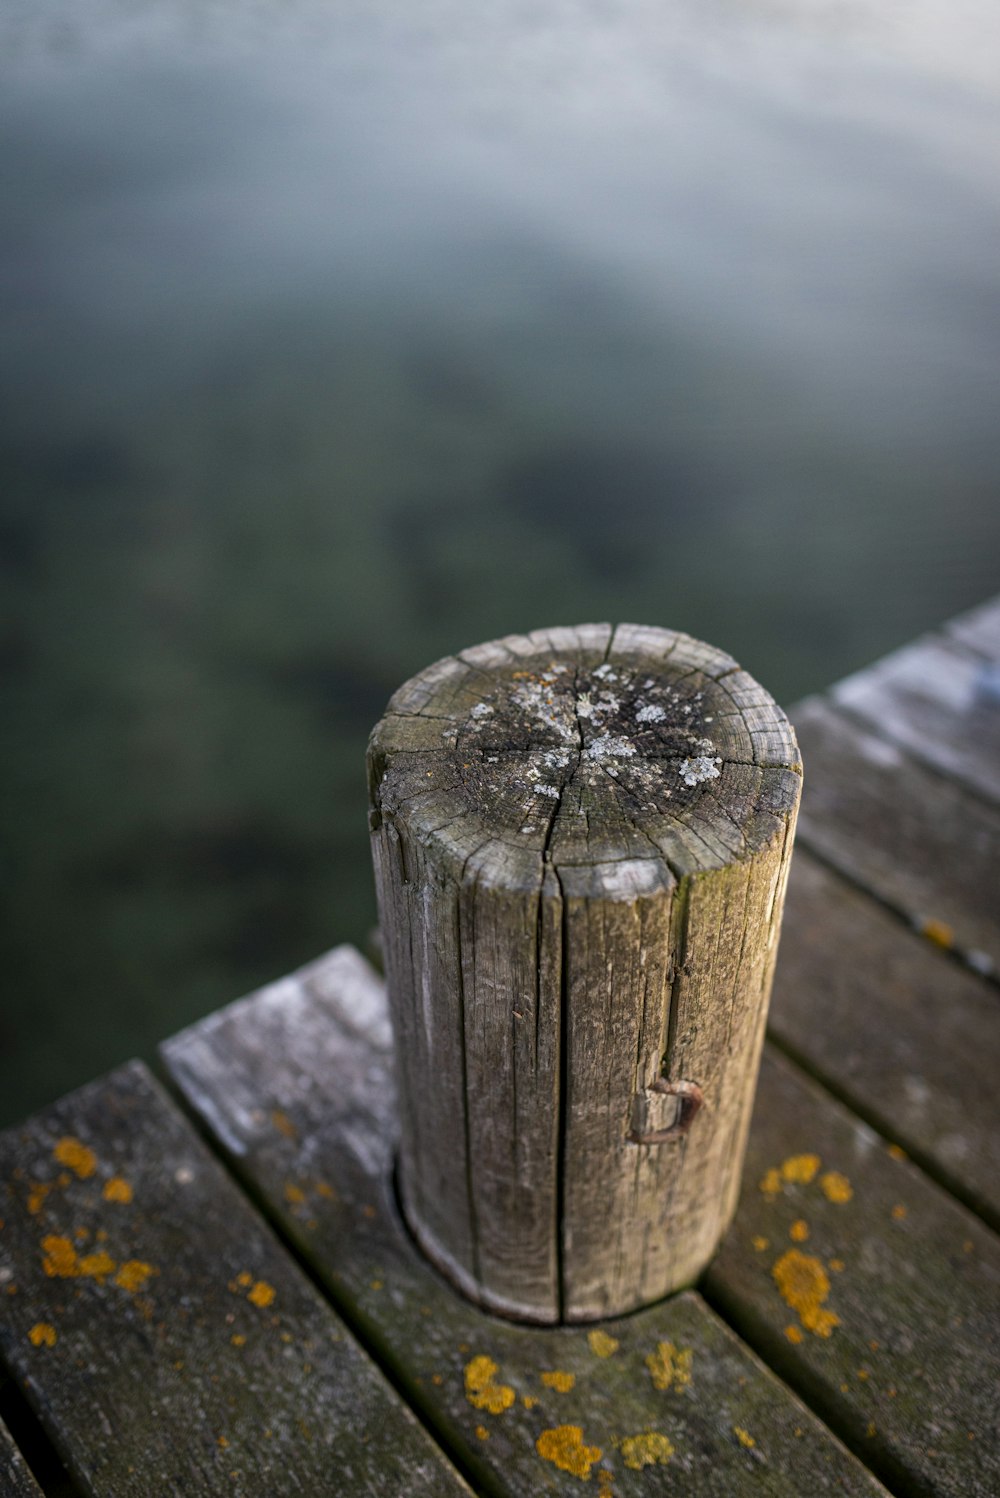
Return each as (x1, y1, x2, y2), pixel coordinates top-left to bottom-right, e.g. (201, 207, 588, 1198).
(678, 755, 721, 787)
(635, 703, 666, 723)
(593, 664, 617, 681)
(533, 783, 559, 798)
(586, 734, 637, 761)
(470, 702, 493, 720)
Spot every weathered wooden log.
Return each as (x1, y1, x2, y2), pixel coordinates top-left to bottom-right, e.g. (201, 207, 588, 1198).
(367, 625, 801, 1323)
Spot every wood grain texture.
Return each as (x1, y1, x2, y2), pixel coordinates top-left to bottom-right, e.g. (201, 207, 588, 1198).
(831, 631, 1000, 804)
(163, 947, 885, 1498)
(368, 624, 801, 1320)
(706, 1048, 1000, 1498)
(791, 696, 1000, 977)
(0, 1418, 44, 1497)
(770, 850, 1000, 1230)
(0, 1061, 470, 1498)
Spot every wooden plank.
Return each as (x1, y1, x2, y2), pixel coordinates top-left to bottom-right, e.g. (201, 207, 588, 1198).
(791, 696, 1000, 977)
(705, 1047, 1000, 1498)
(831, 631, 1000, 804)
(0, 1418, 44, 1498)
(163, 946, 887, 1498)
(770, 851, 1000, 1231)
(946, 595, 1000, 661)
(0, 1062, 471, 1498)
(368, 623, 801, 1321)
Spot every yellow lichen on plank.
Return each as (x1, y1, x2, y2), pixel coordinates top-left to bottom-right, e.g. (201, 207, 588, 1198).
(464, 1355, 515, 1414)
(645, 1342, 693, 1391)
(790, 1219, 809, 1242)
(41, 1235, 80, 1278)
(734, 1427, 756, 1449)
(781, 1154, 821, 1184)
(28, 1322, 57, 1347)
(587, 1329, 620, 1359)
(773, 1249, 840, 1337)
(536, 1425, 602, 1479)
(77, 1250, 116, 1282)
(53, 1138, 97, 1179)
(820, 1171, 853, 1204)
(115, 1260, 157, 1293)
(247, 1280, 276, 1308)
(620, 1432, 674, 1470)
(103, 1177, 133, 1204)
(27, 1183, 52, 1215)
(541, 1370, 576, 1393)
(270, 1110, 297, 1140)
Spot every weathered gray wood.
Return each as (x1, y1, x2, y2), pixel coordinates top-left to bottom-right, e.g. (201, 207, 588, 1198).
(0, 1062, 471, 1498)
(163, 947, 886, 1498)
(831, 631, 1000, 804)
(792, 696, 1000, 977)
(770, 851, 1000, 1231)
(368, 624, 801, 1321)
(706, 1047, 1000, 1498)
(946, 595, 1000, 661)
(0, 1417, 44, 1498)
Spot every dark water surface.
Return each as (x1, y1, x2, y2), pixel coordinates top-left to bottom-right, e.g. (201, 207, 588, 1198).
(2, 2, 999, 1126)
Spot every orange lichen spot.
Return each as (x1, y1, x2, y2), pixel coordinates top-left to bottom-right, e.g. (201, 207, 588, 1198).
(27, 1183, 51, 1216)
(74, 1227, 90, 1243)
(541, 1370, 576, 1393)
(370, 1279, 384, 1291)
(306, 1218, 318, 1232)
(523, 1395, 538, 1411)
(759, 1168, 783, 1197)
(29, 1322, 57, 1348)
(536, 1425, 602, 1480)
(314, 1181, 336, 1200)
(867, 1422, 877, 1438)
(784, 1324, 804, 1345)
(475, 1425, 490, 1442)
(53, 1137, 97, 1179)
(621, 1432, 674, 1470)
(734, 1427, 756, 1449)
(857, 1368, 870, 1381)
(217, 1435, 229, 1449)
(284, 1183, 306, 1206)
(829, 1259, 845, 1273)
(820, 1171, 853, 1204)
(115, 1260, 156, 1293)
(42, 1235, 79, 1278)
(587, 1329, 619, 1359)
(235, 1271, 253, 1288)
(271, 1110, 297, 1140)
(869, 1340, 880, 1352)
(781, 1154, 821, 1185)
(891, 1204, 907, 1221)
(963, 1241, 974, 1254)
(78, 1251, 116, 1282)
(281, 1332, 293, 1344)
(645, 1341, 693, 1392)
(362, 1204, 377, 1219)
(464, 1355, 515, 1414)
(103, 1177, 133, 1204)
(773, 1250, 840, 1337)
(922, 918, 953, 949)
(431, 1374, 443, 1386)
(231, 1335, 246, 1347)
(789, 1220, 809, 1243)
(752, 1236, 769, 1253)
(248, 1281, 276, 1309)
(887, 1144, 907, 1161)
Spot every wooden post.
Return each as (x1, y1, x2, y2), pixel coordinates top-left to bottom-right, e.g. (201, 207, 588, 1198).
(367, 624, 801, 1323)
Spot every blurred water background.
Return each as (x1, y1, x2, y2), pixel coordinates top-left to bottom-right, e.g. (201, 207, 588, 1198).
(2, 0, 999, 1127)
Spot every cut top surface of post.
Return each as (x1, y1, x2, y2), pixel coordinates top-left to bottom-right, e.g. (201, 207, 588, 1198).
(369, 623, 800, 891)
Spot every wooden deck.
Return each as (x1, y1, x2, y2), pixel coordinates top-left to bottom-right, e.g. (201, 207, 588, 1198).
(2, 598, 999, 1497)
